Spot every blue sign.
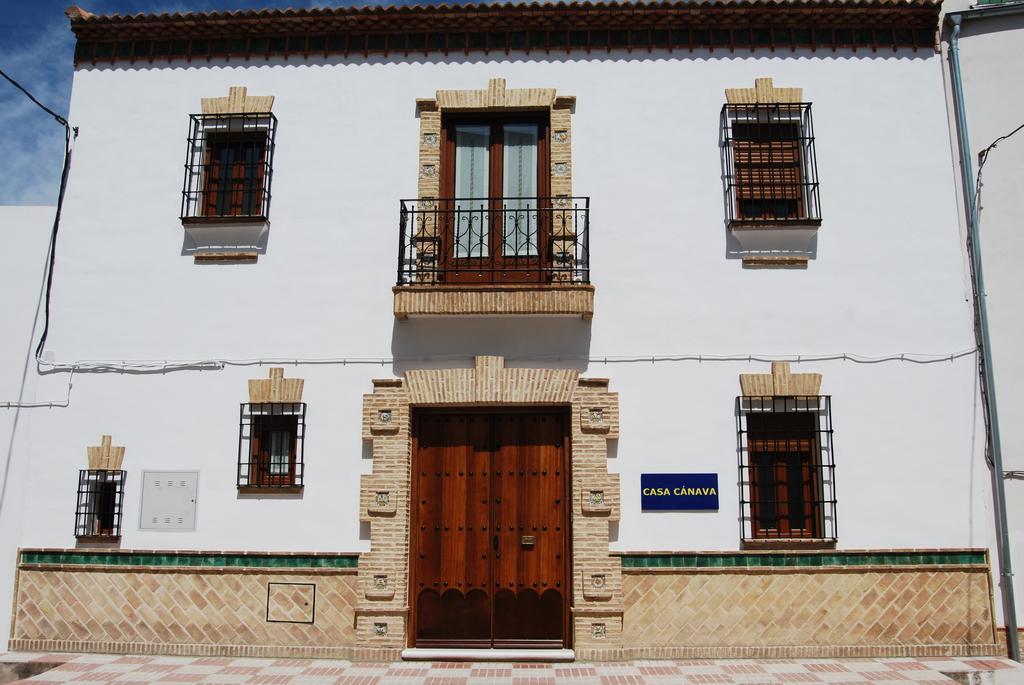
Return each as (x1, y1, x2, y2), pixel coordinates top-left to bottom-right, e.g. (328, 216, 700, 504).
(641, 473, 719, 511)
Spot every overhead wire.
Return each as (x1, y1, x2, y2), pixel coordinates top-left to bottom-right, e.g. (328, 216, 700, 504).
(0, 67, 78, 362)
(30, 348, 978, 375)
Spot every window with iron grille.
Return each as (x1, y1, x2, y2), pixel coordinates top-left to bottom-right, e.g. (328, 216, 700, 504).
(238, 403, 305, 490)
(721, 103, 820, 225)
(736, 396, 836, 542)
(74, 469, 126, 540)
(181, 113, 277, 223)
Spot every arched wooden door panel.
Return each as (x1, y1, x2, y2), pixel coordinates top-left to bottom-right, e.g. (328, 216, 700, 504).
(411, 410, 569, 649)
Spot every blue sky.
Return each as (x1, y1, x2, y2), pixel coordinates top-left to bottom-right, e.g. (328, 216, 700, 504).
(0, 0, 424, 205)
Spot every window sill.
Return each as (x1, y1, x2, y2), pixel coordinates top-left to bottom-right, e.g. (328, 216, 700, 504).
(729, 218, 822, 230)
(393, 283, 594, 320)
(181, 215, 269, 226)
(741, 538, 837, 551)
(75, 535, 121, 544)
(237, 485, 303, 495)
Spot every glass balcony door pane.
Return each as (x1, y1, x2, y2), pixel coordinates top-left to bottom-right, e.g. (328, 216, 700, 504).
(454, 125, 490, 259)
(269, 430, 291, 475)
(502, 123, 539, 257)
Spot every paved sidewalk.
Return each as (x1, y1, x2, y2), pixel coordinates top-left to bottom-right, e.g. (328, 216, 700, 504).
(1, 653, 1022, 685)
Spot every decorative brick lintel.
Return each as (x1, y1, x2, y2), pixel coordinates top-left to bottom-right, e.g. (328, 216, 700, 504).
(393, 285, 594, 319)
(193, 252, 258, 264)
(742, 256, 809, 268)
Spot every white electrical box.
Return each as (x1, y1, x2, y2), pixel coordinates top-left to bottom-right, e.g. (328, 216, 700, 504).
(139, 471, 199, 531)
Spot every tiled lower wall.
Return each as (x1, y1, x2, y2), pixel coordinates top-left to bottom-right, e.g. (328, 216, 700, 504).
(8, 550, 375, 659)
(8, 548, 1003, 660)
(602, 550, 1001, 660)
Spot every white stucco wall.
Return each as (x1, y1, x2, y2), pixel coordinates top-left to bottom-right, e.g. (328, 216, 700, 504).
(943, 10, 1024, 629)
(1, 47, 998, 633)
(0, 205, 57, 647)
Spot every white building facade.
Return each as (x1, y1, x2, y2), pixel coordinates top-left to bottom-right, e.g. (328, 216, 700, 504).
(0, 0, 1010, 660)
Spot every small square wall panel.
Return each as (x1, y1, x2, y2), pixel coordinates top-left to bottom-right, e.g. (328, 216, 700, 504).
(139, 471, 199, 531)
(267, 582, 316, 623)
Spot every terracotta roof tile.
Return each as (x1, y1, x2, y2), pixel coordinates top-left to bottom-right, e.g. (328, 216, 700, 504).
(65, 0, 941, 26)
(65, 0, 941, 61)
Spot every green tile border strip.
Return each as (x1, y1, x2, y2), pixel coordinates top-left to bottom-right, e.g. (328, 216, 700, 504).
(618, 550, 987, 569)
(20, 550, 358, 569)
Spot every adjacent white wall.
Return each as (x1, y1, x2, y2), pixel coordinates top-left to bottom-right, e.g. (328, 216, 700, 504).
(0, 205, 57, 647)
(943, 10, 1024, 629)
(1, 48, 999, 635)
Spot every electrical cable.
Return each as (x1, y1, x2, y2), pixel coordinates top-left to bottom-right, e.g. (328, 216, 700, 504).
(974, 120, 1024, 240)
(0, 68, 69, 128)
(970, 120, 1024, 470)
(0, 67, 78, 362)
(0, 370, 73, 409)
(30, 347, 978, 375)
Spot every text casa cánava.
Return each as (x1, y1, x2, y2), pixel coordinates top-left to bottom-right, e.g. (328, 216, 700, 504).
(641, 486, 718, 496)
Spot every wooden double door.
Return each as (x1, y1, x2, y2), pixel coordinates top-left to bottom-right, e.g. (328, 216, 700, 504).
(410, 410, 570, 649)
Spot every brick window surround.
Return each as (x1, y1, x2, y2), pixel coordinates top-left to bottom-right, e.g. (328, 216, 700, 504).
(357, 356, 621, 657)
(394, 78, 594, 319)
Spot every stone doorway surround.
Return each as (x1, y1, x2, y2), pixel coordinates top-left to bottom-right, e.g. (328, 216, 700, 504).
(357, 356, 621, 658)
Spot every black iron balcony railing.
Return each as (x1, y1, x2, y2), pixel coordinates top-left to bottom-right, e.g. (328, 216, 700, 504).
(397, 197, 590, 286)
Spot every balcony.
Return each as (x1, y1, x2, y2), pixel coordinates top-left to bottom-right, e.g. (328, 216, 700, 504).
(394, 197, 593, 319)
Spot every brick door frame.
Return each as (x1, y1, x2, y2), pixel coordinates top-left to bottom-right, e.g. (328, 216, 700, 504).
(356, 356, 622, 658)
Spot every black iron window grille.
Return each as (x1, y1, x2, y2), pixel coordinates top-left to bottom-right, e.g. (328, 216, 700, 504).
(181, 113, 277, 223)
(238, 403, 306, 489)
(74, 469, 126, 539)
(397, 197, 590, 285)
(721, 103, 820, 225)
(736, 396, 836, 542)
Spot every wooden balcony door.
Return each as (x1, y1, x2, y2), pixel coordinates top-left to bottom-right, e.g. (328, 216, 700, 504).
(410, 410, 569, 649)
(441, 115, 550, 284)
